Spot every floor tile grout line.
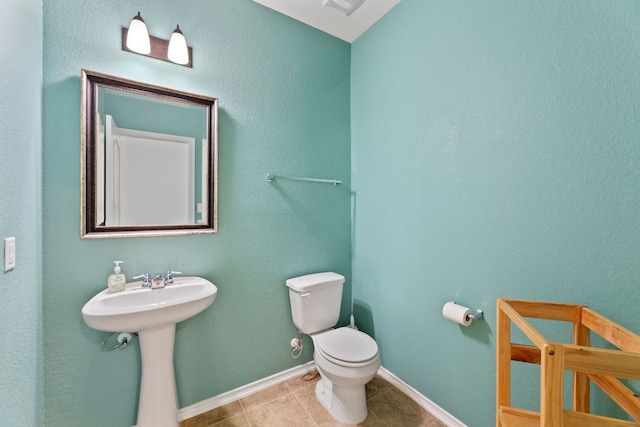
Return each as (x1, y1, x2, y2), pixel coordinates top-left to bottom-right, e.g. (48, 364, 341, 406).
(366, 389, 394, 423)
(210, 410, 250, 427)
(185, 374, 441, 427)
(243, 388, 319, 427)
(368, 409, 388, 427)
(241, 409, 251, 427)
(239, 382, 294, 414)
(238, 406, 251, 427)
(291, 386, 320, 427)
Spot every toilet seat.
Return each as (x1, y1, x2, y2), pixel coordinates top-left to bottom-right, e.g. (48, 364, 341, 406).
(314, 327, 378, 367)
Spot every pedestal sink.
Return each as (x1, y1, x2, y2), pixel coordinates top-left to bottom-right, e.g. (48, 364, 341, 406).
(82, 277, 218, 427)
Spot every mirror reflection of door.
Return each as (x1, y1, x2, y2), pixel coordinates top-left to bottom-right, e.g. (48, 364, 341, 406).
(104, 115, 195, 226)
(97, 83, 208, 228)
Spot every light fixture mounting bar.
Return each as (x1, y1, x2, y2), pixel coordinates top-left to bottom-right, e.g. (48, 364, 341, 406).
(121, 28, 193, 68)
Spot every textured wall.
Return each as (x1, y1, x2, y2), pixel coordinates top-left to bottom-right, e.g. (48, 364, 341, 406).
(352, 0, 640, 425)
(0, 0, 44, 425)
(43, 1, 350, 425)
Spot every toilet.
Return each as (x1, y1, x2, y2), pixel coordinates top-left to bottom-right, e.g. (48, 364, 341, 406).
(286, 272, 380, 424)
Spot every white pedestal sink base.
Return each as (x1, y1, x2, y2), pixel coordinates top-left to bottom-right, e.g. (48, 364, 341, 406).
(81, 277, 218, 426)
(137, 324, 179, 427)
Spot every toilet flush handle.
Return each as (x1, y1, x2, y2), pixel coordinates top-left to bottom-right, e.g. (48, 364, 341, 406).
(300, 292, 311, 297)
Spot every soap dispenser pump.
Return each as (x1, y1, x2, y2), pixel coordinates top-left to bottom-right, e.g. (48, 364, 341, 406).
(107, 261, 126, 293)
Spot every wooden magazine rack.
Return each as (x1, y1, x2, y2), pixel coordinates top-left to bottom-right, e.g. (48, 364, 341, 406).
(497, 299, 640, 427)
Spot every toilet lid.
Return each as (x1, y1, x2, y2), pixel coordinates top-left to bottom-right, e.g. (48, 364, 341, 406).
(316, 327, 378, 363)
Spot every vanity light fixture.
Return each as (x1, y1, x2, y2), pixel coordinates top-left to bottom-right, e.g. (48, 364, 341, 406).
(122, 13, 193, 68)
(125, 12, 151, 54)
(167, 25, 189, 65)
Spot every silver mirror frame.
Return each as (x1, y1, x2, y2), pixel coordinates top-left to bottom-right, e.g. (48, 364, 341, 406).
(80, 69, 218, 238)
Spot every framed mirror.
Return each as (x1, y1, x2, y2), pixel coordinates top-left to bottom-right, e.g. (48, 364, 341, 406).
(81, 70, 218, 238)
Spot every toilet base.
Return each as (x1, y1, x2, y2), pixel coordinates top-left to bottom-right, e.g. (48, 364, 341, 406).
(315, 375, 368, 424)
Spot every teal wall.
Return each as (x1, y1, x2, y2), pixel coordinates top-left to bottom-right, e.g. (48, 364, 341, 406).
(43, 1, 350, 426)
(101, 89, 207, 140)
(0, 0, 44, 426)
(6, 0, 640, 426)
(351, 0, 640, 425)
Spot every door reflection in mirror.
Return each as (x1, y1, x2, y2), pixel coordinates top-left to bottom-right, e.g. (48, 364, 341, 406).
(98, 87, 205, 227)
(102, 114, 196, 226)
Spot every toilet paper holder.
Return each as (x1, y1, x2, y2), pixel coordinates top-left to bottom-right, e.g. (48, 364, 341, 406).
(443, 301, 484, 326)
(467, 309, 484, 323)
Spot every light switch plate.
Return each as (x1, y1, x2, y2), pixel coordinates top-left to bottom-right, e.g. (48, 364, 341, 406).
(4, 237, 16, 272)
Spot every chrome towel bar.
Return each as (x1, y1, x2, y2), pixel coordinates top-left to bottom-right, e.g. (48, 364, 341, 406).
(266, 173, 341, 186)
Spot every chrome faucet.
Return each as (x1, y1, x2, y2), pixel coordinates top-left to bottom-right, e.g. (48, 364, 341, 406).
(133, 270, 182, 289)
(164, 271, 182, 286)
(132, 273, 152, 288)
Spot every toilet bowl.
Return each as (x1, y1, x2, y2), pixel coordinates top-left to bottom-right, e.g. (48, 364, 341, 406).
(311, 327, 380, 424)
(285, 272, 380, 424)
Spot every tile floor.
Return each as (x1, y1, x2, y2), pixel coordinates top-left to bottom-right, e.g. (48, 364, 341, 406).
(181, 371, 447, 427)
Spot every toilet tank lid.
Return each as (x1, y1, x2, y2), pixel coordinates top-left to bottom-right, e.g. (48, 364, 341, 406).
(285, 272, 345, 292)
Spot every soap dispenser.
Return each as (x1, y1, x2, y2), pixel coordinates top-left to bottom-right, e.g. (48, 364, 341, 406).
(107, 261, 126, 293)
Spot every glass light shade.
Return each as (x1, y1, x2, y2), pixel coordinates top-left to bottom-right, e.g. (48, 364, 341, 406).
(168, 25, 189, 65)
(126, 12, 151, 54)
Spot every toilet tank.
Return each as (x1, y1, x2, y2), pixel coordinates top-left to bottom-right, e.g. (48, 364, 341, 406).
(286, 272, 345, 334)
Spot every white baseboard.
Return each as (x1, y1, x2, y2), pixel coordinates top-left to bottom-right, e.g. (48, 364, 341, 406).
(178, 361, 316, 420)
(178, 363, 465, 427)
(377, 367, 467, 427)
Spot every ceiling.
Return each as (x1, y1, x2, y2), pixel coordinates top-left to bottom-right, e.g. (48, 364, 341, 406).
(252, 0, 402, 43)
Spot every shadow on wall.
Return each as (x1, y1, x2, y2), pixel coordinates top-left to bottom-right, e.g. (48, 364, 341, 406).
(458, 310, 492, 345)
(353, 299, 375, 339)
